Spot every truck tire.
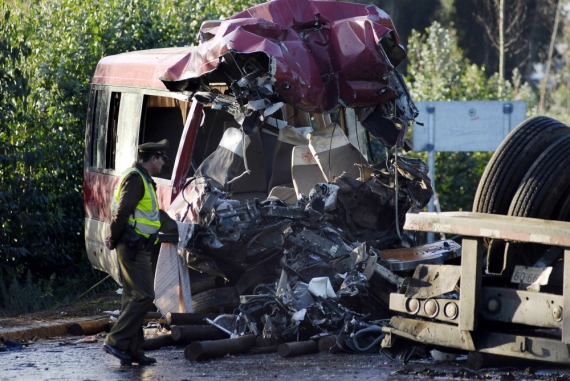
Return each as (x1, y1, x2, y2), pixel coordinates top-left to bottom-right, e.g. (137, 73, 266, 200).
(188, 269, 219, 295)
(473, 116, 570, 215)
(191, 287, 240, 314)
(508, 134, 570, 221)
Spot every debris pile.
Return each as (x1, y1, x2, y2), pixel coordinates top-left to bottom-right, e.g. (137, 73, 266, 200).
(161, 147, 461, 360)
(152, 0, 460, 361)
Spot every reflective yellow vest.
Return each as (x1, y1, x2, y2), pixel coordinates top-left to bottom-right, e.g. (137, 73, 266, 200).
(111, 167, 160, 238)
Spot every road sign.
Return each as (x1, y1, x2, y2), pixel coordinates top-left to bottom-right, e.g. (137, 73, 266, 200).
(411, 101, 527, 241)
(413, 101, 527, 152)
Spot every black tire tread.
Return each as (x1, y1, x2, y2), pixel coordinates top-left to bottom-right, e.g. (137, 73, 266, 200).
(473, 116, 570, 214)
(191, 286, 240, 314)
(508, 134, 570, 220)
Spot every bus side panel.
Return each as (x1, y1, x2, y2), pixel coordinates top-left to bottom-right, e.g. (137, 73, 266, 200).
(156, 184, 174, 210)
(85, 217, 122, 285)
(83, 171, 119, 221)
(83, 171, 122, 284)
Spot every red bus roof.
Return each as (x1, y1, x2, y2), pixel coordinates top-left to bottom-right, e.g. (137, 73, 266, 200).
(92, 47, 195, 89)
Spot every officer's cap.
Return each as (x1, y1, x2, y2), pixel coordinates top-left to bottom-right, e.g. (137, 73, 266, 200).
(138, 139, 169, 160)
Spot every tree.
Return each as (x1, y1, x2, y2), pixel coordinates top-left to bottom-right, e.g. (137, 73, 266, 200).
(405, 22, 536, 212)
(0, 0, 264, 314)
(538, 0, 564, 112)
(472, 0, 527, 85)
(540, 2, 570, 124)
(453, 0, 562, 81)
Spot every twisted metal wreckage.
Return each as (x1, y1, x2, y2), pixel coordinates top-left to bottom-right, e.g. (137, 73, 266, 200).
(146, 0, 464, 359)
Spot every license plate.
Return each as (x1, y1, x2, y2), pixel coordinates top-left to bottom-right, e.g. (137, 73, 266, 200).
(510, 265, 552, 285)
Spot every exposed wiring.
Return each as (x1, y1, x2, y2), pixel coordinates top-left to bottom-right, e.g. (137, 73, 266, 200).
(392, 97, 403, 241)
(352, 326, 385, 352)
(394, 147, 402, 240)
(327, 122, 338, 181)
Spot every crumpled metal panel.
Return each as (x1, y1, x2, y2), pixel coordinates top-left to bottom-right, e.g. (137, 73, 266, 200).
(403, 263, 461, 299)
(160, 0, 406, 114)
(377, 240, 461, 272)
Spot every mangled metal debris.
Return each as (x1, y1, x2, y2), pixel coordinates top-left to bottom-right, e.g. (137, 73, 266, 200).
(143, 0, 464, 363)
(158, 119, 462, 361)
(160, 0, 418, 151)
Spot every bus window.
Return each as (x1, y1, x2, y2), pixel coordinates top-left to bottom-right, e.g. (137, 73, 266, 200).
(105, 92, 121, 170)
(138, 95, 189, 180)
(91, 90, 110, 169)
(114, 93, 143, 172)
(88, 90, 121, 171)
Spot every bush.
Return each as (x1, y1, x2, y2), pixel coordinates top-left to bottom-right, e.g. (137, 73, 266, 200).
(0, 270, 55, 316)
(0, 0, 262, 315)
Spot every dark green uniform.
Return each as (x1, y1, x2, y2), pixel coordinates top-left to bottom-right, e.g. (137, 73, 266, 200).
(104, 164, 156, 358)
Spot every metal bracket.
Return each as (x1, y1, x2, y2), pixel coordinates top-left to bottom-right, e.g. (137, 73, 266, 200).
(380, 329, 394, 348)
(514, 336, 527, 353)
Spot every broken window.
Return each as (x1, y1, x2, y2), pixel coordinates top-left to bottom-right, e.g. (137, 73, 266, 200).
(138, 95, 190, 181)
(191, 107, 240, 171)
(85, 88, 97, 168)
(87, 90, 121, 171)
(105, 92, 120, 170)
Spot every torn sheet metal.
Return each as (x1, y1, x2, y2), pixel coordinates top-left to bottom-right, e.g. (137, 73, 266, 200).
(403, 264, 461, 299)
(167, 179, 222, 224)
(160, 0, 407, 114)
(164, 168, 455, 348)
(377, 239, 461, 272)
(331, 157, 433, 239)
(308, 123, 368, 181)
(335, 241, 378, 279)
(160, 0, 417, 147)
(164, 115, 442, 346)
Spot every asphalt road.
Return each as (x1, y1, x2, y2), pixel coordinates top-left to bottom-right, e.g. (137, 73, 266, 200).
(1, 337, 569, 381)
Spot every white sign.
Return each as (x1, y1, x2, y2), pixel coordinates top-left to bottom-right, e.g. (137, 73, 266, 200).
(413, 101, 527, 152)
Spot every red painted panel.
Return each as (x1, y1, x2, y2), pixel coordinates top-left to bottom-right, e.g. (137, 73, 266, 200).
(84, 170, 174, 222)
(156, 184, 174, 211)
(160, 0, 404, 114)
(171, 102, 203, 200)
(92, 47, 194, 89)
(83, 171, 119, 221)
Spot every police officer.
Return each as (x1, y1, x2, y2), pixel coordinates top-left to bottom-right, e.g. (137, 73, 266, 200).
(102, 139, 169, 365)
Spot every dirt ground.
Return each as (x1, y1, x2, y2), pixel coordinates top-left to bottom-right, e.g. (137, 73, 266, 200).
(0, 290, 122, 330)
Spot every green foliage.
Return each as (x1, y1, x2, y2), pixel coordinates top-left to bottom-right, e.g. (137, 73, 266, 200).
(0, 0, 261, 315)
(547, 84, 570, 125)
(404, 22, 536, 212)
(0, 270, 55, 316)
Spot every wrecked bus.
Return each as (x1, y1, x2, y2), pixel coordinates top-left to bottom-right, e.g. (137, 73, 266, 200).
(83, 0, 570, 366)
(83, 0, 423, 285)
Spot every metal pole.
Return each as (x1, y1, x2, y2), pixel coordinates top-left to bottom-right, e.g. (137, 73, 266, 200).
(73, 274, 112, 303)
(503, 103, 513, 137)
(427, 106, 436, 243)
